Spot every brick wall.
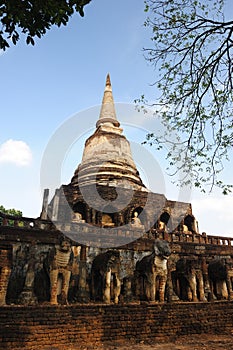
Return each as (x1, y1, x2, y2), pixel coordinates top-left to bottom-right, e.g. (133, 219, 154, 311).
(0, 301, 233, 349)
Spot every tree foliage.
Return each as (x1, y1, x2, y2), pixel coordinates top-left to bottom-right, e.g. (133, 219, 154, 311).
(0, 205, 23, 226)
(0, 205, 22, 217)
(0, 0, 91, 50)
(141, 0, 233, 194)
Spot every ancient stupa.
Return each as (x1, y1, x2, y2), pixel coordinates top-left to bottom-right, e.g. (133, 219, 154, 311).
(71, 74, 147, 191)
(43, 74, 197, 236)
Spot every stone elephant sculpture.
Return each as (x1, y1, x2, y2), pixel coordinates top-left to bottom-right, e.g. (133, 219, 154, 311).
(208, 259, 233, 300)
(135, 239, 171, 302)
(91, 250, 121, 304)
(47, 238, 73, 305)
(173, 258, 206, 302)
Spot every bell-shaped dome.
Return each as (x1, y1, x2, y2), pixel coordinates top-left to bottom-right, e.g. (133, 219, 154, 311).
(70, 74, 148, 191)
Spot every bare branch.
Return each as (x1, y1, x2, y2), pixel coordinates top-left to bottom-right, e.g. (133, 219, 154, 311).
(142, 0, 233, 194)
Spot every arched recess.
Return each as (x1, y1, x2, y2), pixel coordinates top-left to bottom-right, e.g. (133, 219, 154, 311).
(72, 201, 87, 221)
(155, 211, 171, 231)
(131, 206, 147, 226)
(101, 205, 118, 227)
(184, 214, 196, 233)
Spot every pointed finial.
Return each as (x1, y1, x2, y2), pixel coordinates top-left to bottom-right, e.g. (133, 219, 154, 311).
(96, 74, 120, 128)
(106, 73, 111, 87)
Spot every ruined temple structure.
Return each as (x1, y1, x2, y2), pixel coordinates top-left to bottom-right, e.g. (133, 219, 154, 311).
(44, 74, 199, 238)
(0, 75, 233, 347)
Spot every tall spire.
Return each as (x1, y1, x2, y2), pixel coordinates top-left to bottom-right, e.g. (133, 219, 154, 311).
(96, 74, 120, 128)
(70, 74, 148, 191)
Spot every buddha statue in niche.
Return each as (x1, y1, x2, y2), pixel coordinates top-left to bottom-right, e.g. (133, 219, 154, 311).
(72, 212, 85, 223)
(131, 212, 143, 228)
(102, 214, 115, 227)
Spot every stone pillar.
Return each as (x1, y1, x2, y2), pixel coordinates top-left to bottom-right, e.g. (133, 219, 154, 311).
(19, 242, 37, 305)
(201, 258, 211, 300)
(166, 259, 180, 302)
(194, 220, 199, 234)
(40, 189, 49, 220)
(86, 208, 91, 224)
(51, 189, 60, 221)
(91, 209, 96, 224)
(77, 246, 89, 302)
(0, 247, 12, 306)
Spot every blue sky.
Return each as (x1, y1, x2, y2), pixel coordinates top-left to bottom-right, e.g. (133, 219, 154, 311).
(0, 0, 233, 237)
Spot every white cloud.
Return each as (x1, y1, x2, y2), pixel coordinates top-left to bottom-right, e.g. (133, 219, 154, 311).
(0, 139, 32, 166)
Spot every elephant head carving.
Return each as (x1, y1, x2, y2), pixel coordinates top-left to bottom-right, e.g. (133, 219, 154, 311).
(91, 250, 121, 304)
(174, 258, 206, 302)
(135, 239, 171, 302)
(153, 239, 171, 260)
(208, 259, 233, 300)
